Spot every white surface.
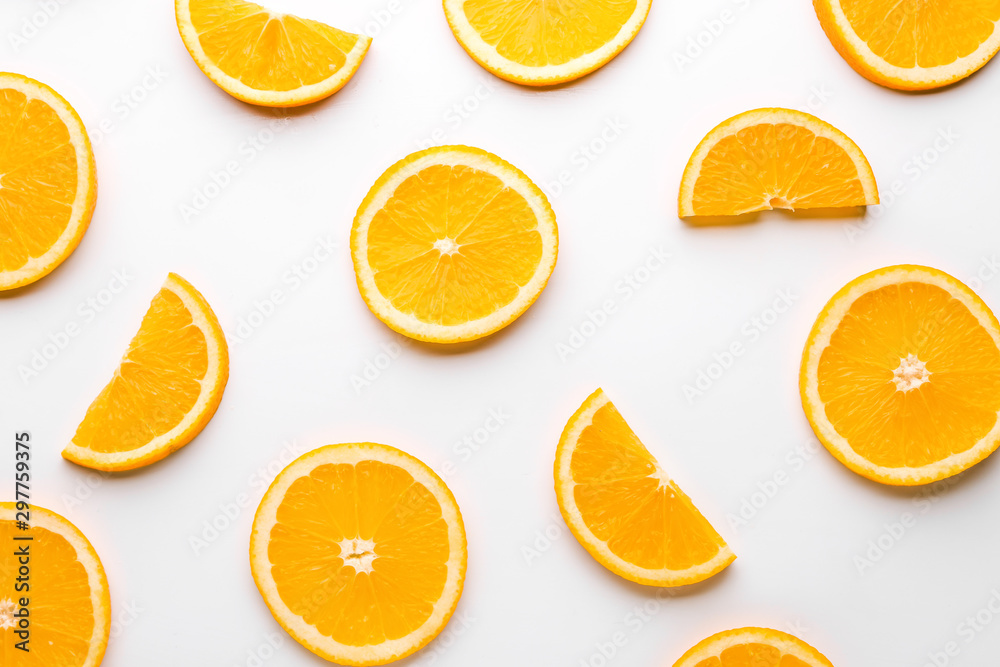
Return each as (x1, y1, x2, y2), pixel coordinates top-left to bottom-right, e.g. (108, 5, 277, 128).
(1, 1, 1000, 666)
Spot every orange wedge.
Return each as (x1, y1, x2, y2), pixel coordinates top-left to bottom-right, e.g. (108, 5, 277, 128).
(0, 503, 110, 667)
(554, 389, 735, 586)
(250, 443, 467, 666)
(175, 0, 371, 107)
(815, 0, 1000, 90)
(673, 627, 835, 667)
(678, 108, 878, 218)
(801, 265, 1000, 486)
(0, 73, 96, 290)
(443, 0, 652, 85)
(63, 273, 229, 472)
(351, 145, 558, 343)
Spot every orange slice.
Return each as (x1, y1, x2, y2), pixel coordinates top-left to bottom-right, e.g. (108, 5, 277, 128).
(678, 108, 878, 218)
(815, 0, 1000, 90)
(63, 273, 229, 472)
(673, 627, 835, 667)
(801, 265, 1000, 486)
(175, 0, 371, 107)
(554, 389, 735, 586)
(0, 503, 110, 667)
(351, 145, 558, 343)
(0, 73, 96, 290)
(443, 0, 652, 85)
(250, 443, 467, 666)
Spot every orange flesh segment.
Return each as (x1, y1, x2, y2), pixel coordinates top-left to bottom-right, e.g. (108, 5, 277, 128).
(0, 522, 94, 666)
(189, 0, 362, 91)
(818, 281, 1000, 468)
(268, 461, 450, 647)
(693, 646, 812, 666)
(71, 287, 208, 453)
(571, 402, 726, 570)
(692, 122, 867, 216)
(463, 0, 637, 66)
(840, 0, 1000, 68)
(0, 87, 78, 272)
(367, 164, 543, 326)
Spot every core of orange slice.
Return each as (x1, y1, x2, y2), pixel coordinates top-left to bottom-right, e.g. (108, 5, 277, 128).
(554, 389, 735, 586)
(0, 73, 96, 290)
(678, 108, 878, 218)
(815, 0, 1000, 90)
(443, 0, 652, 85)
(673, 627, 835, 667)
(250, 443, 467, 666)
(0, 503, 110, 667)
(63, 273, 229, 472)
(175, 0, 371, 107)
(801, 265, 1000, 486)
(351, 145, 558, 344)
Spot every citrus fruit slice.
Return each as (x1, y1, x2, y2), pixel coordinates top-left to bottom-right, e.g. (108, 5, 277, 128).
(554, 389, 735, 586)
(250, 443, 467, 666)
(814, 0, 1000, 90)
(351, 145, 558, 343)
(175, 0, 371, 107)
(443, 0, 652, 85)
(673, 627, 835, 667)
(678, 108, 878, 218)
(801, 265, 1000, 486)
(0, 503, 110, 667)
(0, 73, 96, 290)
(62, 273, 229, 472)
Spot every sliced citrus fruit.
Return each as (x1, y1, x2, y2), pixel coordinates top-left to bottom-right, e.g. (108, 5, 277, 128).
(815, 0, 1000, 90)
(443, 0, 652, 85)
(678, 108, 878, 218)
(175, 0, 371, 107)
(351, 145, 558, 343)
(250, 443, 467, 666)
(63, 273, 229, 472)
(801, 265, 1000, 486)
(0, 503, 110, 667)
(554, 389, 735, 586)
(0, 73, 96, 290)
(673, 627, 835, 667)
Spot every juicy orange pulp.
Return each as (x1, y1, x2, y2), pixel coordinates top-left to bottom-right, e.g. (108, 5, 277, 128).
(690, 644, 812, 667)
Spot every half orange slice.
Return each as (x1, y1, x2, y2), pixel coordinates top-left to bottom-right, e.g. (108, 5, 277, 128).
(673, 627, 835, 667)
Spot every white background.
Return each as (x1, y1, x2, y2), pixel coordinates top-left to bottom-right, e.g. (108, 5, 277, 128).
(2, 0, 1000, 665)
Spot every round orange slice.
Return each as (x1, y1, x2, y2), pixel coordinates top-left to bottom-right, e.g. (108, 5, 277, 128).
(800, 265, 1000, 486)
(351, 145, 558, 343)
(63, 273, 229, 471)
(554, 389, 735, 587)
(175, 0, 371, 107)
(0, 503, 111, 667)
(678, 108, 878, 218)
(0, 73, 96, 290)
(250, 443, 467, 666)
(815, 0, 1000, 90)
(673, 627, 835, 667)
(443, 0, 652, 85)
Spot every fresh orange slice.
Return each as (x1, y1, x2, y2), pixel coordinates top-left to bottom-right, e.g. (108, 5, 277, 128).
(678, 108, 878, 218)
(250, 443, 467, 666)
(0, 73, 96, 290)
(554, 389, 735, 586)
(63, 273, 229, 472)
(175, 0, 371, 107)
(801, 265, 1000, 486)
(673, 627, 835, 667)
(0, 503, 110, 667)
(443, 0, 652, 85)
(815, 0, 1000, 90)
(351, 145, 558, 343)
